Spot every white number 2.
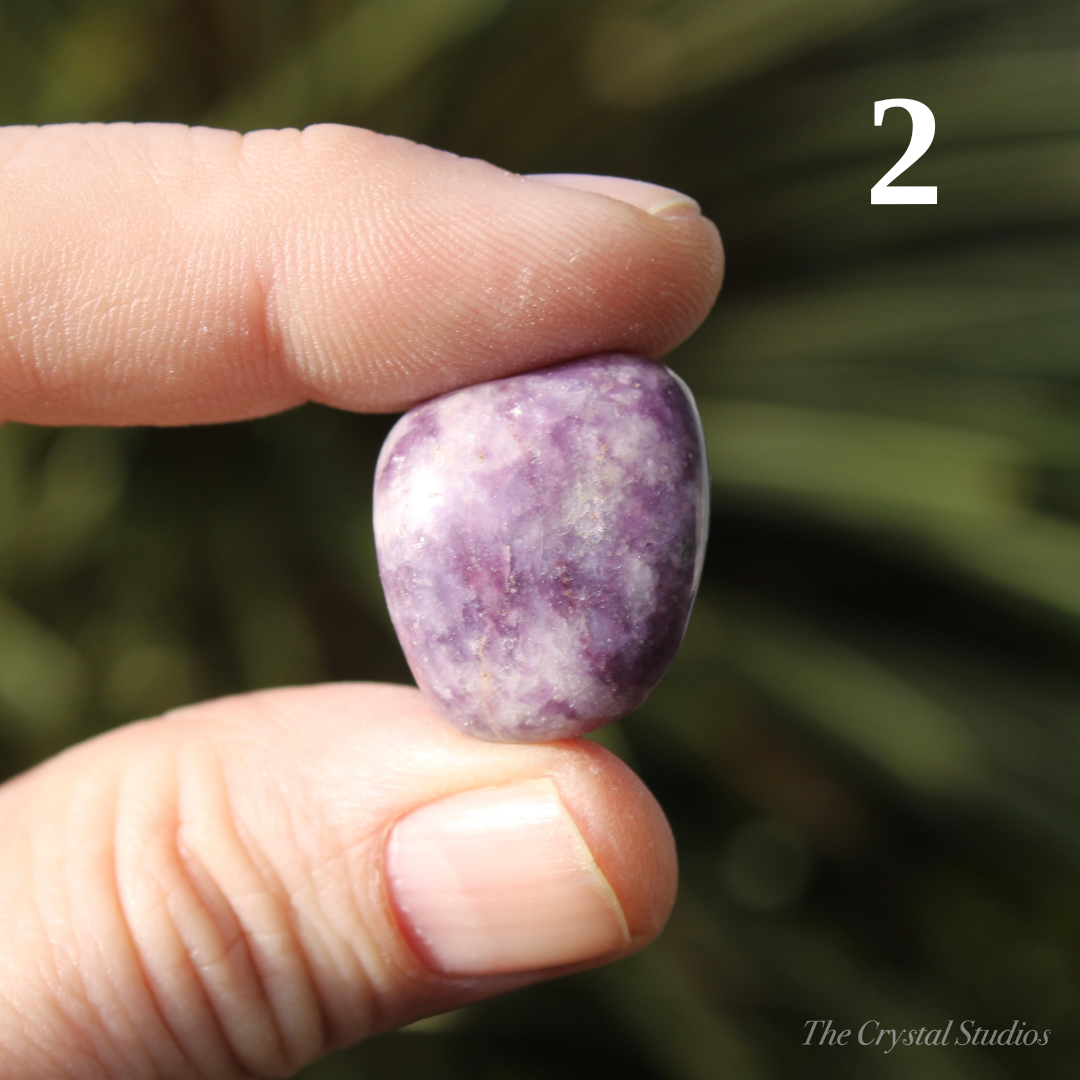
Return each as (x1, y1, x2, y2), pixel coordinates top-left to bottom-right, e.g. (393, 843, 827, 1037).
(871, 99, 937, 205)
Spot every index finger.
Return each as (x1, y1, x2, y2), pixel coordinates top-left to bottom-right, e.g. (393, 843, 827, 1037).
(0, 123, 723, 426)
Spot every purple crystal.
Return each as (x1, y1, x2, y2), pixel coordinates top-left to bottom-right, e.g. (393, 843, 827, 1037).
(373, 354, 709, 742)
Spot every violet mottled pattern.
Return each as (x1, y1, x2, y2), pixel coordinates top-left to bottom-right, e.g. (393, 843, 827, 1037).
(373, 354, 709, 742)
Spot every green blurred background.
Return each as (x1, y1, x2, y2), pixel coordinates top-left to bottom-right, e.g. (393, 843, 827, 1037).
(2, 0, 1080, 1077)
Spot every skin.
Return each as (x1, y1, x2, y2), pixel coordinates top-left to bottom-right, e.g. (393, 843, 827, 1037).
(0, 123, 723, 1079)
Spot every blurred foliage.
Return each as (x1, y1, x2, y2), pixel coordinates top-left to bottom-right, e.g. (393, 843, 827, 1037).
(2, 0, 1080, 1077)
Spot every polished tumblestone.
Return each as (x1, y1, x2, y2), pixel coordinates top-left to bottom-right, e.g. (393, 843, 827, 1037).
(373, 354, 709, 742)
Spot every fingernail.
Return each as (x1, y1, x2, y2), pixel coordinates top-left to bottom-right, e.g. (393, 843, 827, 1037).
(387, 778, 630, 976)
(527, 173, 700, 218)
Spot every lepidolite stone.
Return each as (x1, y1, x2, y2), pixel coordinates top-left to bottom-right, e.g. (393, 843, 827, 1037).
(373, 354, 709, 742)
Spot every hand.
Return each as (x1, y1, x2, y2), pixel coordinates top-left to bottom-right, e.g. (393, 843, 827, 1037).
(0, 122, 723, 1078)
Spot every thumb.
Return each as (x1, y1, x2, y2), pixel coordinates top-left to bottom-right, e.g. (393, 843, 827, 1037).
(0, 683, 675, 1079)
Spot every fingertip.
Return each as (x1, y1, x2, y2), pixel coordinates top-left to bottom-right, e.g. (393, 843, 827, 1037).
(546, 737, 678, 946)
(384, 743, 675, 981)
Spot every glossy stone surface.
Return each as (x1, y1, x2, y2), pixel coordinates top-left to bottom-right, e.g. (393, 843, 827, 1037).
(373, 354, 709, 742)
